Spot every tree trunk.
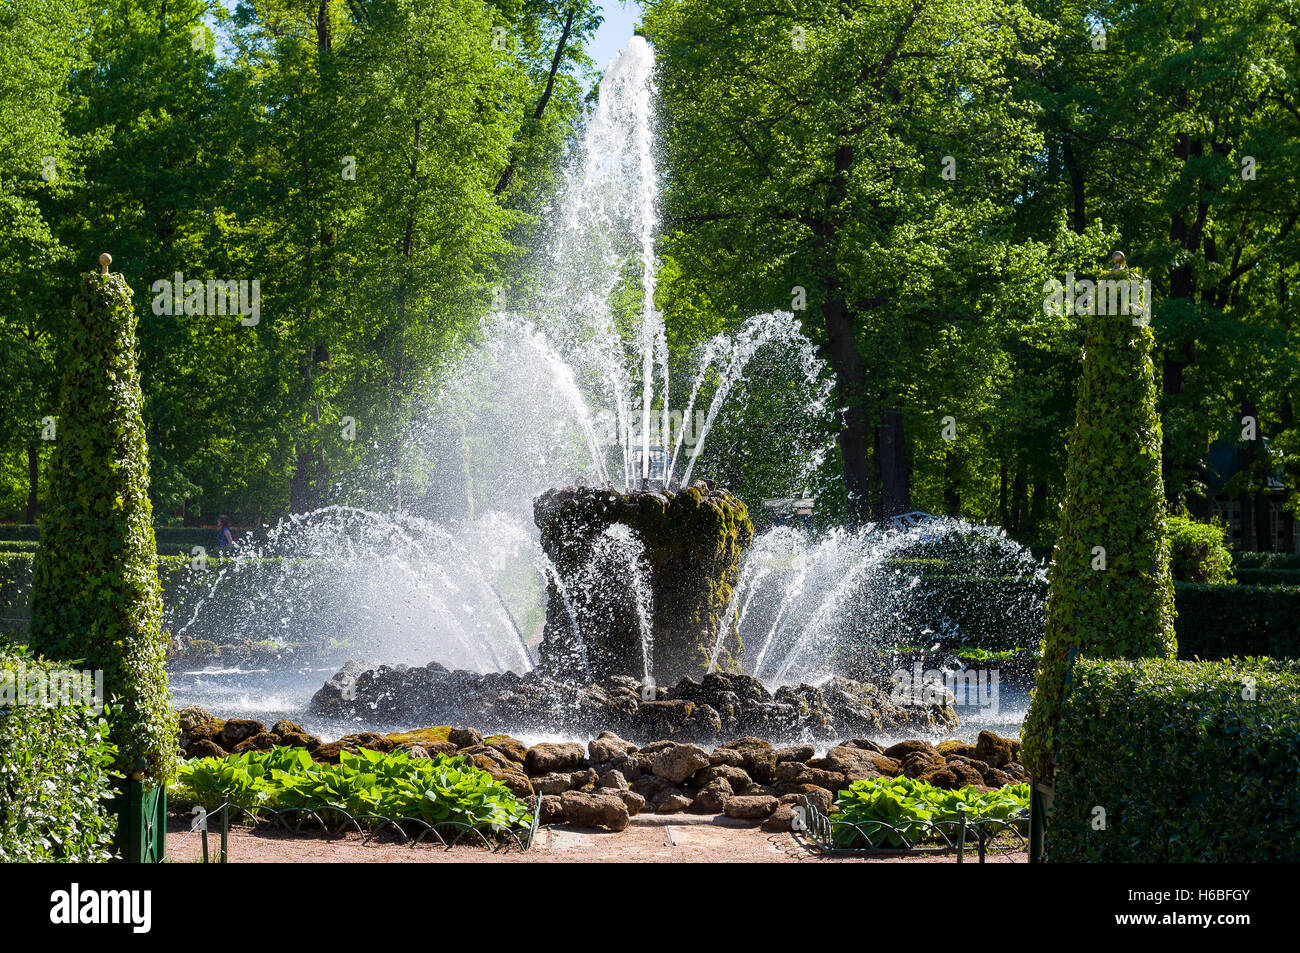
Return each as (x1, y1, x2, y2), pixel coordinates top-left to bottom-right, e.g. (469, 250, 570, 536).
(943, 448, 960, 517)
(25, 443, 39, 523)
(821, 292, 873, 526)
(874, 407, 910, 518)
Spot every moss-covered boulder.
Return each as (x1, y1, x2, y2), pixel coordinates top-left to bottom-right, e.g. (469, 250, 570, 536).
(534, 482, 754, 683)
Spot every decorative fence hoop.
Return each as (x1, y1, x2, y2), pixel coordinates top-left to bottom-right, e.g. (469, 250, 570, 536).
(195, 795, 545, 862)
(798, 794, 1029, 862)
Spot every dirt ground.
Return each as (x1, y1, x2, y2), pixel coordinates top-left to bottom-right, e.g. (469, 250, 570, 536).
(166, 814, 1026, 864)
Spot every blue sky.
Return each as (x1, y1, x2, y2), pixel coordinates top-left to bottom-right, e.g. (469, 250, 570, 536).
(587, 1, 644, 74)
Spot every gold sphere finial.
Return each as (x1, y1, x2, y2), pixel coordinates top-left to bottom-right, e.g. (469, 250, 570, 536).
(99, 252, 112, 275)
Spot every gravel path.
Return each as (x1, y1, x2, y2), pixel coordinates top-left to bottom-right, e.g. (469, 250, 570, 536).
(166, 815, 1026, 864)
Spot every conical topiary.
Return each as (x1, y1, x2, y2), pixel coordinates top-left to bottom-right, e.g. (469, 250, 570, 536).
(1021, 265, 1177, 779)
(27, 256, 176, 785)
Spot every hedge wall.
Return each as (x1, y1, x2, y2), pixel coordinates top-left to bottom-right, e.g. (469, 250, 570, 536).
(1173, 584, 1300, 659)
(0, 646, 120, 861)
(1050, 656, 1300, 862)
(1233, 568, 1300, 588)
(1234, 552, 1300, 571)
(0, 523, 228, 550)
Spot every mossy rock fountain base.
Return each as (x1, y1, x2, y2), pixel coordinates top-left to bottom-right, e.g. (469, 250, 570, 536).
(534, 481, 754, 685)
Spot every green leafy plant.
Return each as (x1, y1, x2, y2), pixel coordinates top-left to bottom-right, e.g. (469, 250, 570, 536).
(0, 645, 121, 861)
(1167, 513, 1234, 583)
(174, 746, 532, 834)
(830, 776, 1029, 848)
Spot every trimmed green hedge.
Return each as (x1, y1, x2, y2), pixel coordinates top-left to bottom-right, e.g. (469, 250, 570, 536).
(1234, 552, 1300, 571)
(0, 646, 120, 861)
(1234, 568, 1300, 587)
(1173, 584, 1300, 659)
(1050, 656, 1300, 862)
(0, 523, 226, 549)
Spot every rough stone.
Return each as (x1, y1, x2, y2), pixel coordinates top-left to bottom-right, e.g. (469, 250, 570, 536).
(449, 727, 483, 748)
(588, 731, 637, 762)
(772, 745, 815, 763)
(691, 778, 733, 813)
(185, 739, 227, 760)
(654, 791, 694, 814)
(598, 769, 629, 791)
(974, 730, 1019, 769)
(723, 795, 778, 819)
(557, 790, 629, 831)
(218, 718, 265, 750)
(651, 743, 710, 783)
(525, 742, 586, 775)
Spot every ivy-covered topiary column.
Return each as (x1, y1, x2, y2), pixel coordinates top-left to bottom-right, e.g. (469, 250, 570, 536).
(1021, 264, 1177, 786)
(28, 254, 177, 798)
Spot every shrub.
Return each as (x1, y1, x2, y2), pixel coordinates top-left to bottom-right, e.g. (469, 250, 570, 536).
(1233, 552, 1300, 571)
(1050, 656, 1300, 861)
(1173, 584, 1300, 659)
(1022, 286, 1177, 778)
(830, 776, 1028, 848)
(0, 646, 120, 861)
(1233, 568, 1300, 587)
(175, 746, 532, 832)
(26, 267, 176, 785)
(1166, 513, 1234, 583)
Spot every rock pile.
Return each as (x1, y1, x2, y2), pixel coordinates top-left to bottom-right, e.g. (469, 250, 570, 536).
(174, 705, 1022, 835)
(307, 664, 958, 743)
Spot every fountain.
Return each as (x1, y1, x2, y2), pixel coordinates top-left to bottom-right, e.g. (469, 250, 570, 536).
(168, 37, 1044, 745)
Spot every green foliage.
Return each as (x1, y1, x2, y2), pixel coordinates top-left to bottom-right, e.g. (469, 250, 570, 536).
(1051, 656, 1300, 862)
(27, 269, 177, 785)
(1234, 568, 1300, 587)
(830, 776, 1029, 848)
(1167, 513, 1235, 583)
(1234, 552, 1300, 571)
(1022, 293, 1177, 778)
(1174, 584, 1300, 660)
(0, 645, 120, 862)
(175, 746, 532, 833)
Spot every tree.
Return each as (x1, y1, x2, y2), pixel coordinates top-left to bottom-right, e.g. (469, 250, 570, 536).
(644, 0, 1055, 522)
(0, 0, 90, 521)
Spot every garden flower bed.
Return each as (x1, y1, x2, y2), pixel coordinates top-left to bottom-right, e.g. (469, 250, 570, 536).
(172, 747, 540, 852)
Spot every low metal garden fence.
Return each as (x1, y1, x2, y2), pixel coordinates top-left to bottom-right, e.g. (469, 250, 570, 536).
(797, 794, 1029, 862)
(182, 796, 545, 862)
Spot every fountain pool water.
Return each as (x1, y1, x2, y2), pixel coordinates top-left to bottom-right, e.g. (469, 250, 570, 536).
(168, 37, 1044, 744)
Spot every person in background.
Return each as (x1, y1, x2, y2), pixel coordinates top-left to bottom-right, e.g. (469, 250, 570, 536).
(217, 515, 238, 554)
